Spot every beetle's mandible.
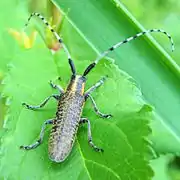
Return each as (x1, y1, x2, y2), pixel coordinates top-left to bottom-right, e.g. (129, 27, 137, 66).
(20, 13, 174, 162)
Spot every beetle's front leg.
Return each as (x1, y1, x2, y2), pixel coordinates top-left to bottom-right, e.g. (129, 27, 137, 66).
(23, 80, 64, 110)
(80, 118, 103, 152)
(49, 80, 64, 94)
(85, 76, 107, 96)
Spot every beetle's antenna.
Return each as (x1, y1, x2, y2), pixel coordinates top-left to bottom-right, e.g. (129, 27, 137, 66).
(83, 29, 174, 76)
(24, 12, 76, 76)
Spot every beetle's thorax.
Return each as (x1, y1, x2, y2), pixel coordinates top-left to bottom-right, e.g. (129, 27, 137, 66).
(66, 75, 86, 95)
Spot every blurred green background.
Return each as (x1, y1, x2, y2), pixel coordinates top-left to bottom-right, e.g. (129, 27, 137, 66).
(121, 0, 180, 65)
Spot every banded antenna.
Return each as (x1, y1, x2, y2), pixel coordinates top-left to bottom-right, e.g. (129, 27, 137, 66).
(24, 12, 76, 76)
(83, 29, 174, 76)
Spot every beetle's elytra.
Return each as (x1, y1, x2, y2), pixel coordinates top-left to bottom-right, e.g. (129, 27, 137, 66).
(20, 12, 174, 162)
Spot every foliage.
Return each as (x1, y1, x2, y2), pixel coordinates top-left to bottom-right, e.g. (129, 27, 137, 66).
(0, 16, 153, 179)
(121, 0, 180, 65)
(54, 0, 180, 157)
(0, 0, 179, 179)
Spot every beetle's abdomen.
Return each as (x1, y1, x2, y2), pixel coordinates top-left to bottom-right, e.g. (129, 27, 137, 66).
(48, 92, 84, 162)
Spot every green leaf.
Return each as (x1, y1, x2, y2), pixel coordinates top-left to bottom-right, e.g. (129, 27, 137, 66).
(53, 0, 180, 155)
(0, 96, 6, 128)
(0, 1, 27, 132)
(0, 16, 153, 180)
(151, 155, 172, 180)
(150, 116, 180, 154)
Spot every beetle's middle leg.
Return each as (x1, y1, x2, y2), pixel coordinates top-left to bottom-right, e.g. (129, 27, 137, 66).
(86, 94, 112, 118)
(22, 94, 60, 110)
(85, 76, 112, 118)
(80, 118, 103, 152)
(20, 119, 54, 150)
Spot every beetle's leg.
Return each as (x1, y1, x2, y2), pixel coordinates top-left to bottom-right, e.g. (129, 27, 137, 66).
(49, 80, 64, 94)
(20, 119, 54, 150)
(22, 94, 60, 110)
(80, 118, 103, 152)
(86, 94, 112, 118)
(85, 76, 107, 96)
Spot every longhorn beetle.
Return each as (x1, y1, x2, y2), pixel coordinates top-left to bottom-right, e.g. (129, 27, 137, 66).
(20, 12, 174, 162)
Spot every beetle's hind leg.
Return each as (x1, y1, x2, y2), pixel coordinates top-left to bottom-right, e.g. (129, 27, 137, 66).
(80, 118, 104, 152)
(20, 119, 54, 150)
(22, 94, 60, 110)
